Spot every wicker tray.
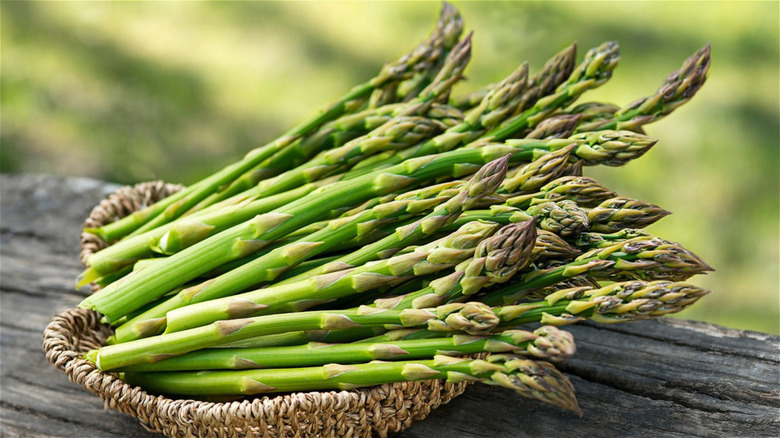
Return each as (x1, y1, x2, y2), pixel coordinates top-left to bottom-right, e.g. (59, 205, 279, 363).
(43, 181, 470, 437)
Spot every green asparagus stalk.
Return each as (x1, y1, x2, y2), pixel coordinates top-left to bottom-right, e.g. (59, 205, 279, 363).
(162, 220, 499, 333)
(532, 230, 582, 261)
(522, 114, 582, 140)
(109, 193, 484, 342)
(576, 44, 711, 133)
(345, 60, 531, 178)
(86, 4, 463, 243)
(86, 302, 500, 370)
(377, 220, 537, 310)
(77, 178, 337, 285)
(345, 43, 582, 179)
(216, 36, 472, 205)
(442, 200, 589, 239)
(498, 144, 577, 194)
(504, 176, 618, 209)
(154, 120, 458, 254)
(370, 130, 656, 243)
(514, 43, 578, 115)
(587, 197, 671, 233)
(573, 228, 653, 248)
(565, 102, 619, 125)
(234, 114, 448, 204)
(393, 178, 504, 208)
(517, 275, 602, 303)
(496, 280, 710, 326)
(482, 234, 713, 306)
(190, 103, 463, 212)
(531, 200, 591, 238)
(368, 2, 464, 107)
(272, 155, 511, 285)
(278, 177, 495, 241)
(447, 192, 665, 241)
(219, 229, 580, 351)
(500, 130, 657, 167)
(218, 229, 579, 350)
(80, 146, 515, 321)
(447, 40, 576, 113)
(120, 354, 581, 414)
(117, 326, 574, 372)
(481, 41, 620, 144)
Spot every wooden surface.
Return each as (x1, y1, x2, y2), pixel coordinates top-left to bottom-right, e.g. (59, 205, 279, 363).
(1, 173, 778, 437)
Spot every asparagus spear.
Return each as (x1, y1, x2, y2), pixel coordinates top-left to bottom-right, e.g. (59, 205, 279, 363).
(345, 42, 583, 178)
(78, 179, 338, 284)
(576, 44, 711, 133)
(216, 226, 578, 351)
(587, 197, 671, 233)
(532, 230, 582, 260)
(482, 234, 713, 306)
(368, 2, 464, 107)
(120, 354, 581, 414)
(113, 220, 464, 340)
(215, 228, 578, 351)
(496, 280, 710, 326)
(445, 193, 663, 240)
(573, 228, 653, 248)
(498, 144, 577, 194)
(447, 40, 576, 112)
(531, 200, 591, 238)
(518, 275, 602, 303)
(345, 60, 531, 178)
(162, 220, 499, 333)
(514, 43, 578, 114)
(565, 102, 619, 125)
(360, 132, 655, 247)
(80, 146, 514, 321)
(117, 326, 575, 372)
(500, 129, 657, 167)
(217, 36, 471, 204)
(375, 220, 536, 310)
(274, 157, 510, 287)
(449, 42, 577, 124)
(154, 120, 457, 254)
(504, 176, 618, 209)
(87, 4, 463, 242)
(522, 114, 582, 140)
(191, 103, 464, 212)
(86, 302, 500, 370)
(481, 41, 620, 143)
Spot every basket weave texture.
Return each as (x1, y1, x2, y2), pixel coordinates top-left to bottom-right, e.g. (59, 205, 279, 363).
(43, 180, 470, 437)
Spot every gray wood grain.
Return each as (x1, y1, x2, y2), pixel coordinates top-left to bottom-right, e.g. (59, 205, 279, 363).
(1, 173, 778, 437)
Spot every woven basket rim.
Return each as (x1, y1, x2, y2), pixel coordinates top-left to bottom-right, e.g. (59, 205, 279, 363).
(47, 179, 469, 438)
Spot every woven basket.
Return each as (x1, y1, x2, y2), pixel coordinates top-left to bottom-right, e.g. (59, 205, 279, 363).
(43, 181, 470, 437)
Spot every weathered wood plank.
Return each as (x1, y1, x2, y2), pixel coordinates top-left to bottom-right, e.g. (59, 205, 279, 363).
(1, 173, 778, 438)
(1, 174, 157, 438)
(393, 320, 779, 438)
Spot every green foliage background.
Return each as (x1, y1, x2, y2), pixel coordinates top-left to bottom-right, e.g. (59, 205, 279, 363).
(2, 1, 778, 333)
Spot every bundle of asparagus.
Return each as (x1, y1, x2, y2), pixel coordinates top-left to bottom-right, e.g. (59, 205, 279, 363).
(78, 3, 712, 416)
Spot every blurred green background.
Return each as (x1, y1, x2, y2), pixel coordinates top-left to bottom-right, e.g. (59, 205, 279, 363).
(2, 1, 778, 333)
